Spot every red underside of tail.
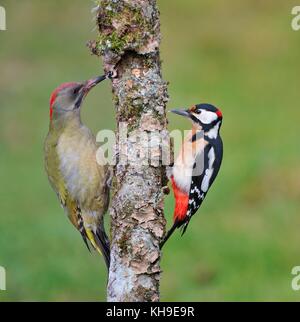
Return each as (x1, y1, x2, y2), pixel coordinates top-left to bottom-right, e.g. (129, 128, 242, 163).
(171, 176, 188, 223)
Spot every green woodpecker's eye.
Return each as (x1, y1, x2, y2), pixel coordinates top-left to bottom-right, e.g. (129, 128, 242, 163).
(73, 87, 81, 95)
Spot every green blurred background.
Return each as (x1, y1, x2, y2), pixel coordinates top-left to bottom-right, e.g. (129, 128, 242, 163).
(1, 0, 300, 301)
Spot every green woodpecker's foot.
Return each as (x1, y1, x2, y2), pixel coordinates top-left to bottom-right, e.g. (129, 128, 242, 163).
(107, 69, 117, 80)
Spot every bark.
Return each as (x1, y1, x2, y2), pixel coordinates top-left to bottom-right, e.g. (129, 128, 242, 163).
(89, 0, 169, 302)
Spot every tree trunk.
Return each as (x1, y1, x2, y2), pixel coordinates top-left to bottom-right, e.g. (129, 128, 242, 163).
(89, 0, 169, 302)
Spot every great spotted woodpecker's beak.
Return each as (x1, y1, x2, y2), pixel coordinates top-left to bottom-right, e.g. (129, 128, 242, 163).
(170, 109, 191, 118)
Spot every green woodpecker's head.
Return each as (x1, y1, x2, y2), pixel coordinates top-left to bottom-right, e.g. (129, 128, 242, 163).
(49, 75, 107, 120)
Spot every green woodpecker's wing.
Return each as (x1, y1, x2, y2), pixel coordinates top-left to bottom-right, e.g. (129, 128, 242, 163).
(44, 133, 80, 230)
(45, 130, 110, 269)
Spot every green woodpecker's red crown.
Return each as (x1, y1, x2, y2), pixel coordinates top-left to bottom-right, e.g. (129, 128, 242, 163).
(49, 82, 79, 119)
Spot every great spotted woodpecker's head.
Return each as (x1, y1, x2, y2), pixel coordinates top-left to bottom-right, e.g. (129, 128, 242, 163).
(49, 75, 107, 121)
(171, 103, 223, 136)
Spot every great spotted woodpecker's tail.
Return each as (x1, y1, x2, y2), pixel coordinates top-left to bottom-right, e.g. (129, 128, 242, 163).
(160, 218, 192, 249)
(180, 218, 192, 236)
(160, 221, 178, 249)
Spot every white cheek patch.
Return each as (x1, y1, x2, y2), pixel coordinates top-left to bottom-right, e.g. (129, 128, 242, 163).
(193, 111, 218, 124)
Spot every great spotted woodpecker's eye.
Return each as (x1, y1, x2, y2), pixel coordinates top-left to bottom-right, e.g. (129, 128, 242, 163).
(192, 108, 201, 114)
(190, 105, 201, 114)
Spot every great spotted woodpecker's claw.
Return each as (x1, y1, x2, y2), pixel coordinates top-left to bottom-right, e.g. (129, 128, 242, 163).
(165, 166, 173, 180)
(106, 167, 114, 188)
(162, 186, 170, 195)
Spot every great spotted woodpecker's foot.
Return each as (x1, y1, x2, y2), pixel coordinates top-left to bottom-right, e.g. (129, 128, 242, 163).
(162, 186, 170, 195)
(106, 168, 114, 188)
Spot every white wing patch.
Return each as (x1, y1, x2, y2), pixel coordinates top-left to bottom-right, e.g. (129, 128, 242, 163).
(201, 147, 215, 192)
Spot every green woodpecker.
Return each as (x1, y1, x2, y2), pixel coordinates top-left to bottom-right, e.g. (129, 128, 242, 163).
(44, 74, 111, 269)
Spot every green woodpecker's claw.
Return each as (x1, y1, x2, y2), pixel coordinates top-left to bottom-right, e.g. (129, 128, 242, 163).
(107, 70, 117, 80)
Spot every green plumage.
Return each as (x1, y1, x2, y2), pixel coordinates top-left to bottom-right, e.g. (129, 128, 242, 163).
(44, 81, 111, 269)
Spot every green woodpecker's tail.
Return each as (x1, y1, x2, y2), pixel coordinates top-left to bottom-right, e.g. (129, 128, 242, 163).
(85, 226, 110, 270)
(95, 228, 111, 270)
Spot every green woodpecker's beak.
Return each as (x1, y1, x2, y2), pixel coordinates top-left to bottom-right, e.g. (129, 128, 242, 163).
(75, 75, 108, 109)
(75, 72, 116, 109)
(84, 74, 107, 92)
(170, 109, 191, 118)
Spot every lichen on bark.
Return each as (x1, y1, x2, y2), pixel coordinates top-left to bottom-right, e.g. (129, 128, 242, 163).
(92, 0, 160, 59)
(89, 0, 169, 302)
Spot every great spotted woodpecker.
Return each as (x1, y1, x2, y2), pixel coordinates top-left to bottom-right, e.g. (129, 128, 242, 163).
(44, 74, 113, 269)
(160, 104, 223, 248)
